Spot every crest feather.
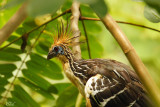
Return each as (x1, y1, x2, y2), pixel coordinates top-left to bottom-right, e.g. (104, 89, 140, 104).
(51, 22, 80, 49)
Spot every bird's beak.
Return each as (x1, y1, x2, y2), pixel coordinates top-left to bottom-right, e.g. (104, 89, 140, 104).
(47, 50, 56, 60)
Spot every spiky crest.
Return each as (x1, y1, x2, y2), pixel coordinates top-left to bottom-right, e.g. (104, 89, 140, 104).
(50, 22, 80, 50)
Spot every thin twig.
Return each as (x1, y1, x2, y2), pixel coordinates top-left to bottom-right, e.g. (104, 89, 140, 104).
(79, 16, 160, 33)
(80, 14, 91, 59)
(0, 25, 47, 106)
(0, 9, 71, 51)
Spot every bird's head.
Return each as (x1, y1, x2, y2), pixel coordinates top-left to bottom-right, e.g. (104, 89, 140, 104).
(47, 23, 80, 61)
(47, 45, 65, 60)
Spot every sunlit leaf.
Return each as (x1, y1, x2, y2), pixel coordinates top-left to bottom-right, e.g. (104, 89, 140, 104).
(27, 0, 66, 17)
(0, 0, 26, 10)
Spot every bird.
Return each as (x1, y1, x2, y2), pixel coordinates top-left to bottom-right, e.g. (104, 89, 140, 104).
(47, 24, 153, 107)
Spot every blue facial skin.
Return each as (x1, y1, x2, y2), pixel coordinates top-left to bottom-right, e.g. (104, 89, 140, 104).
(53, 46, 64, 56)
(47, 46, 64, 60)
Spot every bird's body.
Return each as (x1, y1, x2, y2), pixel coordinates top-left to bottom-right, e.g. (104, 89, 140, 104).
(61, 58, 151, 107)
(47, 24, 152, 107)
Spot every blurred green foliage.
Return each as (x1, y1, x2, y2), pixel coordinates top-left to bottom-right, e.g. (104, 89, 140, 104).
(0, 0, 160, 106)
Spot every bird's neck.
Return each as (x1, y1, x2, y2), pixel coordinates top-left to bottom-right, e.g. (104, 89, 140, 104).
(58, 51, 77, 68)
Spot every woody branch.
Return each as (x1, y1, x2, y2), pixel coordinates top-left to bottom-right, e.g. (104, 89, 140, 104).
(0, 3, 28, 46)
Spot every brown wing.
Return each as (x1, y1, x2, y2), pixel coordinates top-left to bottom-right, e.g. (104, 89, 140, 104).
(75, 59, 152, 107)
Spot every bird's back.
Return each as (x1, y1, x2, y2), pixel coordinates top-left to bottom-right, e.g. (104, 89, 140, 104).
(72, 59, 153, 107)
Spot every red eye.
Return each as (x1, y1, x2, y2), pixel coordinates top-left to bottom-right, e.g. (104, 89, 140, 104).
(54, 47, 59, 52)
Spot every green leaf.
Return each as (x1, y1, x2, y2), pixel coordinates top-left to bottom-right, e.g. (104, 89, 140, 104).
(0, 0, 25, 10)
(2, 48, 23, 54)
(81, 34, 103, 59)
(0, 64, 16, 78)
(47, 85, 58, 94)
(80, 4, 97, 18)
(53, 83, 71, 94)
(22, 69, 52, 91)
(143, 0, 160, 14)
(88, 0, 108, 18)
(19, 77, 55, 99)
(56, 85, 78, 107)
(26, 54, 63, 80)
(7, 35, 22, 45)
(0, 86, 5, 94)
(0, 52, 21, 61)
(0, 78, 9, 86)
(132, 0, 143, 2)
(144, 5, 160, 23)
(35, 40, 50, 55)
(27, 0, 66, 17)
(12, 85, 40, 107)
(7, 97, 27, 107)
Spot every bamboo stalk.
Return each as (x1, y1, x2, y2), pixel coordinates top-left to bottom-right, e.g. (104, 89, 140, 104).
(0, 3, 28, 46)
(100, 14, 160, 106)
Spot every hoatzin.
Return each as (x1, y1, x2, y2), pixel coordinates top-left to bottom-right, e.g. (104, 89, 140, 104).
(47, 24, 152, 107)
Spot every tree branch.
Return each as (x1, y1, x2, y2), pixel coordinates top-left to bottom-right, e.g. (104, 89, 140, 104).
(100, 14, 160, 106)
(0, 2, 28, 46)
(71, 1, 81, 59)
(70, 1, 83, 107)
(80, 16, 160, 33)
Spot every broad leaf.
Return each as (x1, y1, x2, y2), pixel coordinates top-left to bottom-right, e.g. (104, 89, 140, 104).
(22, 69, 52, 91)
(56, 85, 78, 107)
(144, 5, 160, 23)
(0, 0, 25, 10)
(143, 0, 160, 14)
(0, 64, 16, 78)
(12, 85, 40, 107)
(19, 77, 55, 99)
(2, 47, 23, 54)
(0, 52, 21, 61)
(26, 53, 63, 80)
(27, 0, 66, 17)
(79, 0, 108, 18)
